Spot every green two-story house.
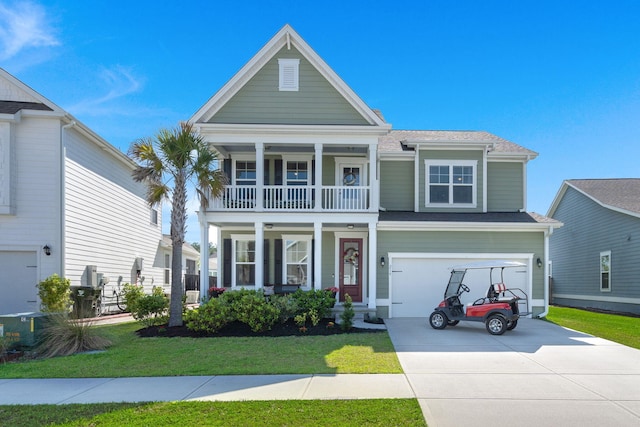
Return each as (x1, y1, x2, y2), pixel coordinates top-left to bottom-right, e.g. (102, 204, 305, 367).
(192, 25, 560, 318)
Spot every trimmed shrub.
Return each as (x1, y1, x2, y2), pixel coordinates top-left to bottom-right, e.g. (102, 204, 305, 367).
(37, 274, 72, 313)
(290, 289, 335, 319)
(185, 298, 233, 333)
(121, 283, 144, 313)
(340, 293, 355, 331)
(269, 294, 299, 323)
(230, 290, 280, 332)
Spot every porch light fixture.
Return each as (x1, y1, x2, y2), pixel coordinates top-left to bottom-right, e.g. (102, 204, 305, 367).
(347, 224, 354, 229)
(43, 244, 51, 256)
(380, 256, 385, 267)
(536, 257, 542, 268)
(265, 224, 273, 229)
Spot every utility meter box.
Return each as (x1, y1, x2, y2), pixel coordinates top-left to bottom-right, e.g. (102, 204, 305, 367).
(0, 312, 48, 349)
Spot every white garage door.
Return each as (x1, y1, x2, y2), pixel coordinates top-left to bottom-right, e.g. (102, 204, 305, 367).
(390, 256, 529, 317)
(0, 251, 38, 314)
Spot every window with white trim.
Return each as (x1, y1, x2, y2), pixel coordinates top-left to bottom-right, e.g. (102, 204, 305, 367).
(278, 58, 300, 91)
(283, 235, 311, 286)
(235, 161, 256, 185)
(235, 238, 255, 286)
(150, 208, 158, 225)
(425, 160, 477, 207)
(164, 254, 170, 285)
(286, 161, 308, 186)
(600, 251, 611, 292)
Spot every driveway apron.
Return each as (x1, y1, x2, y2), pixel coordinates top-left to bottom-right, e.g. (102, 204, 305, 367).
(385, 317, 640, 427)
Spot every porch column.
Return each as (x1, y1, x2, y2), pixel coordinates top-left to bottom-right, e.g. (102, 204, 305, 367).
(314, 221, 322, 289)
(255, 221, 264, 289)
(367, 221, 377, 310)
(256, 142, 264, 211)
(369, 143, 378, 212)
(199, 215, 209, 302)
(314, 143, 322, 212)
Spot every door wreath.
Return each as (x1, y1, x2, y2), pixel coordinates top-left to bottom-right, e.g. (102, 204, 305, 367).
(343, 171, 357, 186)
(343, 247, 359, 264)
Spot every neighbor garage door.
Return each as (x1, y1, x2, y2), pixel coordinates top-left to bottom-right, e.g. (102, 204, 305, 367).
(390, 256, 528, 317)
(0, 251, 38, 314)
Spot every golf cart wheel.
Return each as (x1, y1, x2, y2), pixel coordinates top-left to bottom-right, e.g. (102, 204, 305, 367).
(429, 311, 448, 330)
(485, 314, 507, 335)
(447, 320, 460, 326)
(507, 319, 518, 331)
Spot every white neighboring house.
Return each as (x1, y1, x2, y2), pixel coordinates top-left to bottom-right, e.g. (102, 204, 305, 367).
(0, 68, 166, 315)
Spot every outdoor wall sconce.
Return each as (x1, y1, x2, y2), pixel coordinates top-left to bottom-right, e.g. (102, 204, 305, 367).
(347, 224, 354, 229)
(43, 244, 51, 256)
(265, 224, 273, 229)
(537, 257, 542, 268)
(380, 256, 385, 267)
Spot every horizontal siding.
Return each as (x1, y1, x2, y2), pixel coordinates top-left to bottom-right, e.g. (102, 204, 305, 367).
(418, 150, 484, 212)
(64, 127, 164, 291)
(486, 162, 523, 212)
(210, 46, 369, 125)
(377, 230, 545, 300)
(0, 117, 61, 279)
(550, 187, 640, 300)
(380, 160, 413, 211)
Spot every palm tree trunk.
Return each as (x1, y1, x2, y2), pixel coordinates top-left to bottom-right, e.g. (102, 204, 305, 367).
(168, 170, 188, 327)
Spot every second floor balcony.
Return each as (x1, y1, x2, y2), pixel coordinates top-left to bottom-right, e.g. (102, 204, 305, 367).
(207, 184, 371, 212)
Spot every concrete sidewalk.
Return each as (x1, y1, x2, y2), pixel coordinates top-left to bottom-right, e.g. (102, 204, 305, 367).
(0, 374, 414, 404)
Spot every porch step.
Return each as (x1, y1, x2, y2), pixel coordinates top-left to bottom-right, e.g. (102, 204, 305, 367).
(331, 304, 375, 321)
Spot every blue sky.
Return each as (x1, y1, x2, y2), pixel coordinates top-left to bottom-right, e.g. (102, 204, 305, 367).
(2, 0, 639, 244)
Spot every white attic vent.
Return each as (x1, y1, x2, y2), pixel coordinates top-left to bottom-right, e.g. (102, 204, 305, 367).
(278, 58, 299, 91)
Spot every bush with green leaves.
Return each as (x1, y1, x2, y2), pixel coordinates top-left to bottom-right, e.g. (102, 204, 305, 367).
(123, 285, 169, 327)
(36, 313, 111, 358)
(290, 289, 335, 319)
(184, 298, 233, 333)
(340, 293, 355, 331)
(229, 290, 280, 332)
(268, 293, 299, 323)
(37, 274, 72, 313)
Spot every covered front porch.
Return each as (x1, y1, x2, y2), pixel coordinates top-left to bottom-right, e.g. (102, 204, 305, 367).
(197, 214, 379, 311)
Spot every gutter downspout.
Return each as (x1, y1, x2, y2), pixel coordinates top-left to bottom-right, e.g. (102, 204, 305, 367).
(60, 121, 76, 277)
(537, 226, 554, 318)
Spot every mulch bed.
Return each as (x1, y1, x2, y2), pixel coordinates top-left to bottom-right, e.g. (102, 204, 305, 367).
(136, 318, 385, 338)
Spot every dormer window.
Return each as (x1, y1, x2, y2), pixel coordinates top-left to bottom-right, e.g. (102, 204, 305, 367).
(278, 58, 299, 91)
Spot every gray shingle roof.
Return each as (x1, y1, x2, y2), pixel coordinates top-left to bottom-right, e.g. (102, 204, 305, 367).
(568, 179, 640, 215)
(379, 130, 537, 156)
(379, 211, 558, 224)
(0, 100, 53, 114)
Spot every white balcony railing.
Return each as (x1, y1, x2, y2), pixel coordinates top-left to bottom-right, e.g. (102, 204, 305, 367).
(208, 185, 370, 212)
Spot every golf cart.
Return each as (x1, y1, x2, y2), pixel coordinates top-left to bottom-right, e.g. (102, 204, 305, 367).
(428, 260, 530, 335)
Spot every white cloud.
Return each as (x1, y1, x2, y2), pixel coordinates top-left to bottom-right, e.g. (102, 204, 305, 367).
(0, 1, 60, 60)
(66, 65, 144, 115)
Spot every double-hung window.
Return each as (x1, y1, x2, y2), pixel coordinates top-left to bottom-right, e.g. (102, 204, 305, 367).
(234, 237, 256, 286)
(600, 251, 611, 292)
(283, 235, 311, 287)
(425, 160, 477, 207)
(235, 161, 256, 185)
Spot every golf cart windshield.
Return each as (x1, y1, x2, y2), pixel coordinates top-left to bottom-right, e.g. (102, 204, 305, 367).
(444, 270, 466, 299)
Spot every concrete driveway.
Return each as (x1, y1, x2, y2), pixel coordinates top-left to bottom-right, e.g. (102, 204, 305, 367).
(385, 317, 640, 427)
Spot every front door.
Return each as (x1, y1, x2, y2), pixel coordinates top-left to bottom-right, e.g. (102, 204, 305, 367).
(339, 238, 362, 302)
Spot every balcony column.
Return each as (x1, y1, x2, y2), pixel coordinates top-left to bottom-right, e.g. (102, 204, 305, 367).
(255, 221, 264, 289)
(314, 221, 322, 290)
(369, 142, 378, 212)
(256, 142, 264, 211)
(314, 143, 322, 212)
(368, 220, 377, 310)
(199, 213, 209, 302)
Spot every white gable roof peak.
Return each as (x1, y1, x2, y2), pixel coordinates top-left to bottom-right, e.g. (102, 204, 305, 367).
(190, 24, 388, 127)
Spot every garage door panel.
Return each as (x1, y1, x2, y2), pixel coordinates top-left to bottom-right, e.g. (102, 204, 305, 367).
(391, 256, 528, 318)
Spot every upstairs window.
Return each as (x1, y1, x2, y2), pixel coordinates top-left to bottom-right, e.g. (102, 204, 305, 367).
(150, 208, 158, 225)
(235, 161, 256, 185)
(425, 160, 477, 207)
(600, 251, 611, 292)
(278, 58, 300, 91)
(286, 161, 308, 186)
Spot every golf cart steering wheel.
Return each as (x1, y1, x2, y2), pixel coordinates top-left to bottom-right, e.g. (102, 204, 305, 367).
(460, 284, 470, 293)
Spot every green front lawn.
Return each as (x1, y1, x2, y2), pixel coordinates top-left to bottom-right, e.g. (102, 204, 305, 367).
(545, 306, 640, 349)
(1, 322, 402, 378)
(0, 399, 426, 427)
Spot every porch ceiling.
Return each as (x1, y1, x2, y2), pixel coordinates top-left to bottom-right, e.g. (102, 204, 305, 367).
(210, 143, 368, 155)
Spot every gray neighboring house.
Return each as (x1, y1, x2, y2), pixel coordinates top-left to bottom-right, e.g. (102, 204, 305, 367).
(548, 179, 640, 315)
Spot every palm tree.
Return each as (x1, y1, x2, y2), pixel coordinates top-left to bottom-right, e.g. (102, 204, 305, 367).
(129, 122, 226, 327)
